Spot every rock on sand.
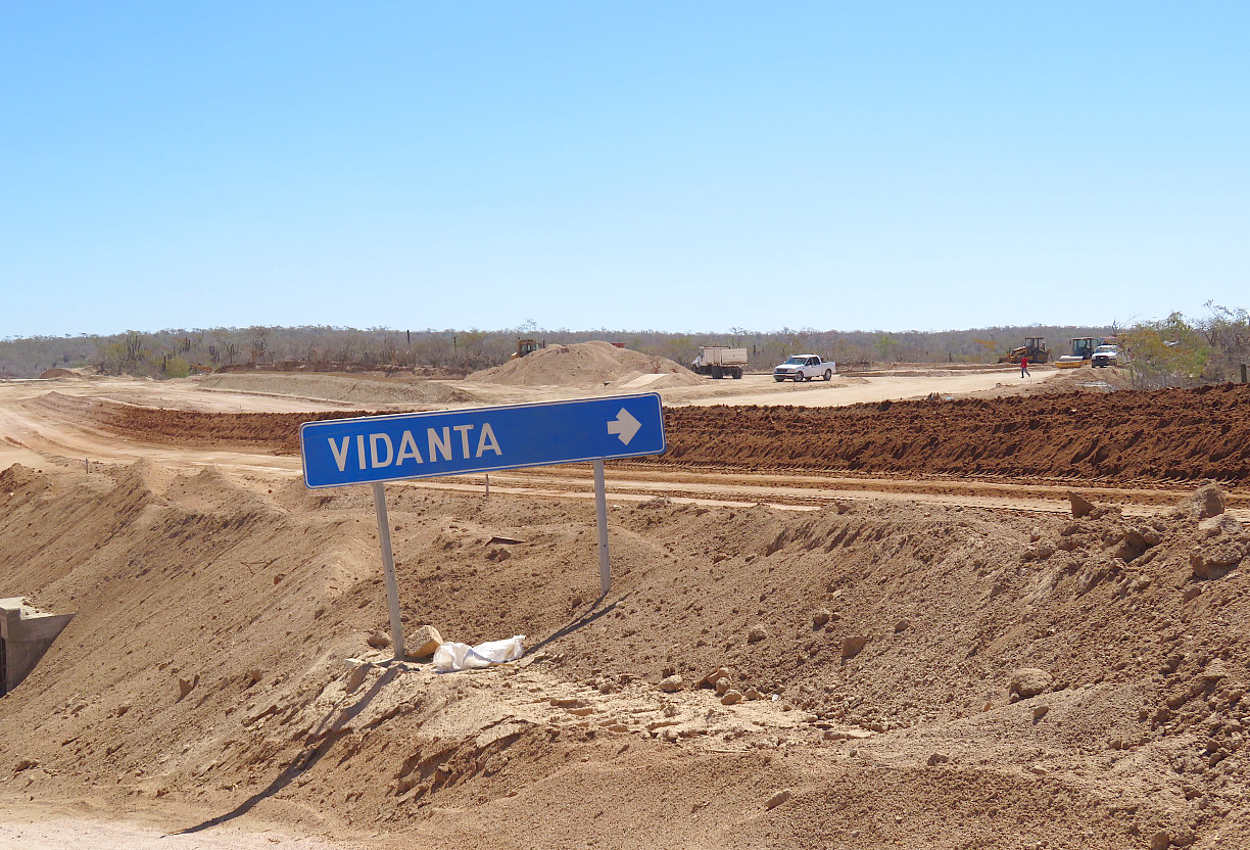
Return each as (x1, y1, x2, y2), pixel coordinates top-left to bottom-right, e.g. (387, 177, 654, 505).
(1009, 667, 1052, 702)
(1067, 492, 1095, 518)
(409, 624, 443, 658)
(1178, 483, 1226, 520)
(765, 789, 792, 810)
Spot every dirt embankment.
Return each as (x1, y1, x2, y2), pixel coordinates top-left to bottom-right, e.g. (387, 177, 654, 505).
(32, 383, 1250, 484)
(655, 383, 1250, 482)
(2, 461, 1250, 848)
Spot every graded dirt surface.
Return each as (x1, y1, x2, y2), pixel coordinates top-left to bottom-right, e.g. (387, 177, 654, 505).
(193, 372, 476, 407)
(2, 371, 1249, 849)
(665, 367, 1064, 407)
(0, 361, 1072, 419)
(0, 799, 349, 849)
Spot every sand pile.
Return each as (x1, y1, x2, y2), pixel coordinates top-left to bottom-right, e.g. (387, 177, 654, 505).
(3, 459, 1250, 847)
(466, 341, 702, 388)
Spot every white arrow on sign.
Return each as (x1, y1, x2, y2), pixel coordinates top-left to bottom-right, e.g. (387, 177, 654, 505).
(606, 407, 641, 445)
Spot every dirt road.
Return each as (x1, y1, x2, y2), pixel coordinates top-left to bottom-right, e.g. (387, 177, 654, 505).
(2, 364, 1056, 413)
(662, 369, 1058, 406)
(0, 807, 350, 850)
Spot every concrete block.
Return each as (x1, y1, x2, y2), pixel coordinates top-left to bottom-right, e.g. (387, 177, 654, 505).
(1, 597, 74, 695)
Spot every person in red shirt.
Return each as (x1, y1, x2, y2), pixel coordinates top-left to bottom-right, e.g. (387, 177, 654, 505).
(1020, 355, 1030, 378)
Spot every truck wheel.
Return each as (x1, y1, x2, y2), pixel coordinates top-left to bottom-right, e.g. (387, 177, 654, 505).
(711, 366, 722, 379)
(732, 368, 742, 379)
(774, 376, 784, 382)
(823, 369, 832, 381)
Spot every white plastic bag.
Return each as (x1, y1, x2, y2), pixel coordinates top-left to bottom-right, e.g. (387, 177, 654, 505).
(432, 635, 525, 673)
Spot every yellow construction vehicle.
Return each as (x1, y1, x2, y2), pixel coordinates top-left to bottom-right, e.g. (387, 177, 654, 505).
(512, 338, 542, 359)
(1054, 337, 1101, 369)
(998, 337, 1050, 365)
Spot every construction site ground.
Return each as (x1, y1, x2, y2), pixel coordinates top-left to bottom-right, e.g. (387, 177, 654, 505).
(2, 366, 1249, 849)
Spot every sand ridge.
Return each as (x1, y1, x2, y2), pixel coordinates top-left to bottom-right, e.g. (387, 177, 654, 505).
(466, 340, 703, 388)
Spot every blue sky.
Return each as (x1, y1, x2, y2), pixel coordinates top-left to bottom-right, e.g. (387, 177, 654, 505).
(3, 2, 1247, 337)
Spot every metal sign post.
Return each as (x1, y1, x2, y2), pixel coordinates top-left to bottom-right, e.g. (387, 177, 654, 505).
(371, 482, 405, 660)
(592, 459, 610, 595)
(298, 393, 666, 631)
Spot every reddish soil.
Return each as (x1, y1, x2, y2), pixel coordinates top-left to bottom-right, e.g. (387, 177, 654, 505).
(32, 383, 1250, 484)
(654, 383, 1250, 482)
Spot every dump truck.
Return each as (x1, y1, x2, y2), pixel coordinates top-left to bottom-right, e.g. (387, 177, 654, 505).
(998, 337, 1050, 365)
(691, 346, 746, 379)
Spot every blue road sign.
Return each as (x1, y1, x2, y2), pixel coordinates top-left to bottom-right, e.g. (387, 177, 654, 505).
(299, 392, 666, 489)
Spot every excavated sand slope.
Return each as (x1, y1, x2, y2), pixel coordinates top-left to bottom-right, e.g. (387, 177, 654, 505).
(30, 382, 1250, 483)
(2, 460, 1249, 848)
(466, 341, 703, 388)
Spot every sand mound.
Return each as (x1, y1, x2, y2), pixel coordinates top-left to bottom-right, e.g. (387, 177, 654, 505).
(4, 470, 1250, 847)
(38, 368, 82, 379)
(194, 372, 474, 405)
(0, 462, 49, 496)
(466, 341, 703, 388)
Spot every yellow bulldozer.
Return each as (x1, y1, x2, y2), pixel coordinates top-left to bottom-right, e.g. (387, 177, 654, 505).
(998, 337, 1050, 365)
(512, 338, 543, 359)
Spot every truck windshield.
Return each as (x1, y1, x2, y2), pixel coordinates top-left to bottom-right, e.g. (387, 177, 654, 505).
(783, 357, 806, 365)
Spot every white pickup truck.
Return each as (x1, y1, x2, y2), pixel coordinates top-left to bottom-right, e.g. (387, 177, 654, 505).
(773, 354, 836, 382)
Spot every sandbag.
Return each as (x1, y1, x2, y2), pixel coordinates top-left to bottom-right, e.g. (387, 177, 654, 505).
(432, 635, 525, 672)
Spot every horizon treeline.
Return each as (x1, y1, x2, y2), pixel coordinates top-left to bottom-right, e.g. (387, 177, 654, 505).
(0, 323, 1126, 379)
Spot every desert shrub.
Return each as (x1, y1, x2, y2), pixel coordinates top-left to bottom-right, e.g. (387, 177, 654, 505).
(162, 356, 192, 378)
(1122, 313, 1210, 389)
(1199, 302, 1250, 383)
